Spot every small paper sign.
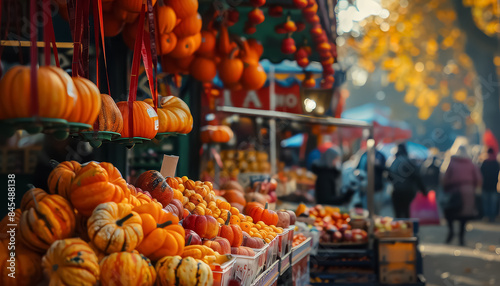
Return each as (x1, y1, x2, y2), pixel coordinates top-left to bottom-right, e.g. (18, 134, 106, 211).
(160, 155, 179, 177)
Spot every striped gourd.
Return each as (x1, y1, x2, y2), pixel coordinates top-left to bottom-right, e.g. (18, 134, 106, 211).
(155, 256, 213, 286)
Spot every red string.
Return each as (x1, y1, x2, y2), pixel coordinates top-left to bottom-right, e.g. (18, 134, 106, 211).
(97, 0, 111, 95)
(146, 0, 158, 112)
(30, 0, 39, 117)
(43, 0, 50, 66)
(92, 0, 99, 88)
(128, 5, 146, 138)
(81, 0, 90, 78)
(141, 32, 156, 112)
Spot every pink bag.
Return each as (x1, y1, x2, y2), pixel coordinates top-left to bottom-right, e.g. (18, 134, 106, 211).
(410, 190, 440, 225)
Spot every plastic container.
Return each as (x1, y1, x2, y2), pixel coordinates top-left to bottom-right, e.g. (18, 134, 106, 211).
(265, 236, 278, 270)
(285, 226, 294, 254)
(276, 227, 289, 259)
(232, 247, 265, 286)
(211, 258, 236, 286)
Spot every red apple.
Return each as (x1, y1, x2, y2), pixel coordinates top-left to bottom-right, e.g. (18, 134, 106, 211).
(281, 38, 296, 54)
(204, 237, 231, 254)
(332, 231, 343, 242)
(343, 230, 353, 242)
(242, 232, 265, 248)
(185, 229, 202, 245)
(276, 210, 291, 228)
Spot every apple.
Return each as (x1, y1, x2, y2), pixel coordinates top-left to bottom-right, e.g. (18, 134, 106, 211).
(332, 231, 343, 242)
(185, 229, 202, 245)
(242, 232, 265, 249)
(276, 210, 290, 228)
(343, 230, 353, 242)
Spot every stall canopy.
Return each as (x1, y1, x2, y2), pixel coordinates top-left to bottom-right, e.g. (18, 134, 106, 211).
(341, 103, 412, 143)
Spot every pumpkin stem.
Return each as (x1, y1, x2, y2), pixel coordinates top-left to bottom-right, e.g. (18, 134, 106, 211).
(225, 212, 231, 225)
(157, 221, 173, 228)
(265, 202, 268, 210)
(229, 47, 238, 59)
(31, 190, 40, 210)
(186, 235, 192, 245)
(27, 184, 36, 190)
(116, 213, 134, 226)
(49, 159, 60, 169)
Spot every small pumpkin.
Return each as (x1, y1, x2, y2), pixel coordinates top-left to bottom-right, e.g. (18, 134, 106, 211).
(70, 161, 129, 216)
(42, 238, 100, 286)
(155, 256, 213, 286)
(47, 160, 81, 200)
(248, 203, 279, 226)
(159, 96, 193, 134)
(223, 190, 246, 206)
(189, 56, 217, 83)
(136, 219, 185, 261)
(196, 30, 216, 57)
(0, 66, 77, 120)
(19, 193, 76, 253)
(94, 94, 124, 133)
(117, 101, 159, 139)
(240, 64, 267, 90)
(174, 13, 202, 37)
(134, 201, 178, 226)
(164, 0, 198, 19)
(169, 33, 202, 58)
(158, 33, 178, 55)
(157, 5, 178, 34)
(218, 213, 243, 247)
(135, 170, 174, 207)
(100, 252, 156, 286)
(203, 237, 231, 255)
(163, 199, 184, 218)
(218, 48, 243, 85)
(67, 77, 102, 124)
(111, 3, 139, 24)
(20, 187, 48, 211)
(87, 202, 144, 254)
(0, 239, 42, 286)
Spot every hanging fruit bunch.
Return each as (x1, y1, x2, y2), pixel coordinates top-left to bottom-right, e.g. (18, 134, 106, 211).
(244, 0, 266, 34)
(277, 14, 298, 55)
(302, 72, 316, 88)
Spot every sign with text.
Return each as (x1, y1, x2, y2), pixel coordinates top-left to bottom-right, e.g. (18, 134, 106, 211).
(222, 84, 303, 114)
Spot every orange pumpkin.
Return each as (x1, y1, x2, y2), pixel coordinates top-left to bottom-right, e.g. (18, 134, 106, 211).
(47, 160, 81, 200)
(217, 25, 232, 56)
(244, 202, 264, 215)
(158, 32, 178, 55)
(144, 98, 168, 133)
(70, 161, 129, 216)
(0, 66, 77, 120)
(189, 57, 217, 83)
(203, 237, 231, 255)
(0, 239, 43, 286)
(136, 219, 185, 261)
(218, 213, 243, 247)
(170, 33, 202, 58)
(218, 49, 243, 86)
(174, 13, 202, 37)
(20, 187, 48, 211)
(223, 190, 246, 206)
(158, 96, 193, 134)
(164, 0, 198, 19)
(240, 64, 267, 90)
(249, 203, 279, 226)
(166, 177, 180, 189)
(117, 101, 159, 139)
(200, 125, 234, 143)
(197, 30, 217, 57)
(103, 12, 125, 37)
(94, 94, 124, 133)
(157, 5, 178, 34)
(247, 38, 264, 58)
(116, 0, 158, 13)
(67, 77, 102, 124)
(100, 252, 156, 285)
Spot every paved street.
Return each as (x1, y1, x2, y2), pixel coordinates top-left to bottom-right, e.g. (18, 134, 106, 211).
(419, 221, 500, 286)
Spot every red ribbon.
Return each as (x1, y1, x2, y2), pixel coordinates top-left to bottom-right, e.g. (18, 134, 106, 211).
(128, 5, 146, 138)
(81, 0, 90, 78)
(146, 0, 158, 111)
(30, 0, 38, 117)
(141, 32, 157, 112)
(96, 0, 110, 94)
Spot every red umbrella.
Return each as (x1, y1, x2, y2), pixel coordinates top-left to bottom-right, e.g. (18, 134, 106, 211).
(483, 129, 499, 154)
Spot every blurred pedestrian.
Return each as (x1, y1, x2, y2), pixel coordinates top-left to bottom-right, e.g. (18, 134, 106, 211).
(442, 145, 482, 246)
(312, 147, 353, 205)
(421, 154, 441, 192)
(357, 149, 387, 213)
(388, 143, 427, 218)
(480, 148, 499, 222)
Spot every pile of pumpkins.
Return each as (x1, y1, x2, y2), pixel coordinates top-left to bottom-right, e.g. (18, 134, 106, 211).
(0, 161, 295, 285)
(0, 63, 192, 139)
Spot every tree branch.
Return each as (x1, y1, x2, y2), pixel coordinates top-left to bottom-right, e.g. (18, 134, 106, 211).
(452, 0, 499, 54)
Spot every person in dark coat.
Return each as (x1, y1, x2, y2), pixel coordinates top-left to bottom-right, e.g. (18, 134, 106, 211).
(421, 155, 441, 192)
(480, 148, 499, 222)
(312, 148, 353, 205)
(388, 143, 427, 218)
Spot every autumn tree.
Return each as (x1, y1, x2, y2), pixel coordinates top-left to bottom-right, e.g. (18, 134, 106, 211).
(342, 0, 499, 140)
